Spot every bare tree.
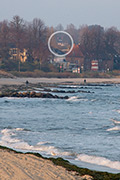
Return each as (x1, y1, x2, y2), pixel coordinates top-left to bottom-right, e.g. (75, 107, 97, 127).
(104, 27, 120, 57)
(66, 24, 78, 44)
(55, 24, 64, 31)
(10, 15, 26, 49)
(28, 18, 49, 66)
(80, 25, 105, 59)
(0, 20, 10, 59)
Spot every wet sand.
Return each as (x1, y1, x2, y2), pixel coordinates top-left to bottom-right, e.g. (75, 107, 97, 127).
(0, 77, 120, 87)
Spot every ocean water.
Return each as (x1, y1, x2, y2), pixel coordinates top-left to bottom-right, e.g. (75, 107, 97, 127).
(1, 84, 120, 173)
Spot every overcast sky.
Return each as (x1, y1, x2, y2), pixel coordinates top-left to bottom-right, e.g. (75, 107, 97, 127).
(1, 0, 120, 29)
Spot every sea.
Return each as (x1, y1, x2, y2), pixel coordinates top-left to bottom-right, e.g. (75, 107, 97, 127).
(0, 83, 120, 173)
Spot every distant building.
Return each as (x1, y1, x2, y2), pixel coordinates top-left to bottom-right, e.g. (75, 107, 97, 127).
(9, 48, 28, 62)
(72, 67, 81, 73)
(66, 44, 84, 72)
(50, 43, 114, 72)
(113, 55, 120, 70)
(66, 44, 84, 70)
(84, 58, 91, 71)
(51, 56, 68, 72)
(84, 58, 113, 72)
(99, 59, 113, 71)
(91, 60, 99, 71)
(54, 56, 66, 63)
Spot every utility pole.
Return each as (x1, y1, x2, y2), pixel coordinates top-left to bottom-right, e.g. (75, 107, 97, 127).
(39, 58, 42, 70)
(19, 60, 20, 72)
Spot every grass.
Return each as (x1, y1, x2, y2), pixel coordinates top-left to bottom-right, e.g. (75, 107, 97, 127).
(1, 69, 120, 78)
(0, 145, 120, 180)
(0, 70, 14, 78)
(9, 70, 120, 78)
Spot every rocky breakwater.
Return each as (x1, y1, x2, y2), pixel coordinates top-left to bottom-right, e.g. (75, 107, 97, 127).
(0, 91, 69, 99)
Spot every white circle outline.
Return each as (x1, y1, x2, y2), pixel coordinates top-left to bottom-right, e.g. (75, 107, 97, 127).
(48, 31, 74, 57)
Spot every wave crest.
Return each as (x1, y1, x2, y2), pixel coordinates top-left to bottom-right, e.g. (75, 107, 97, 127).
(76, 154, 120, 170)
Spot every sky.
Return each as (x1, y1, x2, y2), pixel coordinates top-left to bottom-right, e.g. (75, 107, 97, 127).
(0, 0, 120, 29)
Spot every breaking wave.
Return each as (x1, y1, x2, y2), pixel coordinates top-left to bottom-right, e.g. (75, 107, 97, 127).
(67, 96, 88, 102)
(67, 96, 79, 102)
(0, 128, 120, 171)
(76, 154, 120, 170)
(116, 110, 120, 114)
(106, 126, 120, 131)
(0, 128, 71, 157)
(111, 119, 120, 125)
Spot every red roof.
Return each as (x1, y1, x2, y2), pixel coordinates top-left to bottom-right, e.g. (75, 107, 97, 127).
(67, 44, 84, 57)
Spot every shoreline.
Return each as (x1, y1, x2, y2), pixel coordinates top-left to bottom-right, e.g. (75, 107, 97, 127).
(0, 145, 120, 180)
(0, 77, 120, 87)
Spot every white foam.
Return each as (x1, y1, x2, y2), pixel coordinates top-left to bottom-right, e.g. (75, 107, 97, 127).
(0, 129, 20, 145)
(106, 126, 120, 131)
(34, 143, 71, 156)
(116, 110, 120, 114)
(1, 129, 12, 134)
(67, 96, 79, 102)
(111, 119, 120, 124)
(91, 99, 96, 102)
(0, 128, 75, 159)
(67, 96, 88, 102)
(76, 154, 120, 170)
(1, 135, 20, 143)
(2, 128, 120, 171)
(1, 129, 16, 137)
(89, 111, 92, 114)
(61, 85, 78, 88)
(11, 142, 32, 150)
(78, 99, 88, 101)
(5, 97, 21, 100)
(37, 142, 49, 145)
(15, 128, 24, 131)
(0, 128, 65, 156)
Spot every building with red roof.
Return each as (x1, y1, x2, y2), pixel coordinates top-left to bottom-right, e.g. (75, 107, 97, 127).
(66, 44, 84, 72)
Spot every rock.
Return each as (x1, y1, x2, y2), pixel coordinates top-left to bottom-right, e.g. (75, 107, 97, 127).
(0, 90, 69, 99)
(0, 91, 4, 97)
(30, 91, 36, 97)
(81, 175, 93, 180)
(11, 92, 19, 97)
(35, 93, 42, 97)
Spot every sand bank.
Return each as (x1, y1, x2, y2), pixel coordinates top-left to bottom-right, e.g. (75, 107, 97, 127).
(0, 148, 92, 180)
(0, 77, 120, 86)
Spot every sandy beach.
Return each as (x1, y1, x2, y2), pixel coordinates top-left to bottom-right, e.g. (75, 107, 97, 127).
(0, 77, 120, 87)
(0, 148, 93, 180)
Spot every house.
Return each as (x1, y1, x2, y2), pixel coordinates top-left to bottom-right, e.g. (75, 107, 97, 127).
(54, 56, 66, 63)
(50, 44, 85, 73)
(66, 44, 84, 72)
(53, 57, 71, 72)
(99, 59, 113, 71)
(9, 48, 28, 62)
(72, 67, 81, 73)
(84, 58, 113, 72)
(91, 60, 99, 71)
